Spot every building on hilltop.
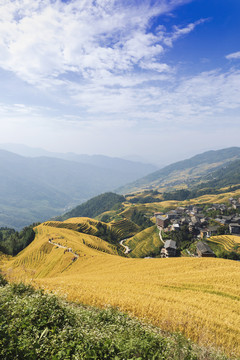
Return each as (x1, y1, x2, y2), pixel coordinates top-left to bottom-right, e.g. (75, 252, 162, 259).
(196, 242, 216, 257)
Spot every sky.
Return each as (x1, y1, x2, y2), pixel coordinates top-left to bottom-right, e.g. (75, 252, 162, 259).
(0, 0, 239, 166)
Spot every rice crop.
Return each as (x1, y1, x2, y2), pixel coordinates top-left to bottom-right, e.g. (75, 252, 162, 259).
(125, 225, 162, 257)
(208, 235, 240, 252)
(2, 223, 240, 358)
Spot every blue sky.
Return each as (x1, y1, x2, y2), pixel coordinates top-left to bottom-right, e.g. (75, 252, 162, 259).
(0, 0, 239, 165)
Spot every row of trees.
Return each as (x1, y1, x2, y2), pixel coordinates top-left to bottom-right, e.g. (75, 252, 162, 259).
(0, 224, 37, 255)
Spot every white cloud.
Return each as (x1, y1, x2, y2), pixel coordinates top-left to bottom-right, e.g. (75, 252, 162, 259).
(0, 0, 197, 88)
(1, 0, 239, 160)
(226, 51, 240, 60)
(161, 18, 209, 47)
(66, 67, 240, 128)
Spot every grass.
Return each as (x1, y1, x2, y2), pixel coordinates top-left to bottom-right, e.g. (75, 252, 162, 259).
(0, 277, 230, 360)
(1, 223, 240, 358)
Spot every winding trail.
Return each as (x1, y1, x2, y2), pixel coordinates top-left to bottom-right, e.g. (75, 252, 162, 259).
(158, 228, 165, 245)
(120, 239, 131, 254)
(48, 239, 79, 259)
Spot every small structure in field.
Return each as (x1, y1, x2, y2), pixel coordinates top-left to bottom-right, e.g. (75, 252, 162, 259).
(161, 240, 177, 258)
(196, 242, 215, 257)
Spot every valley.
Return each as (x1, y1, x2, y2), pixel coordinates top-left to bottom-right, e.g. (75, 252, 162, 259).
(1, 147, 240, 359)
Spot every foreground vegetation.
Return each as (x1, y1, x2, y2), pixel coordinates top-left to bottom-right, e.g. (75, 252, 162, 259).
(0, 274, 231, 360)
(1, 223, 240, 358)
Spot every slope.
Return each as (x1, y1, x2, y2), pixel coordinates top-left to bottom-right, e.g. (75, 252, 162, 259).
(45, 216, 139, 244)
(125, 225, 163, 258)
(0, 150, 154, 229)
(1, 226, 240, 357)
(196, 159, 240, 189)
(4, 223, 119, 280)
(118, 147, 240, 194)
(57, 192, 125, 221)
(0, 143, 157, 176)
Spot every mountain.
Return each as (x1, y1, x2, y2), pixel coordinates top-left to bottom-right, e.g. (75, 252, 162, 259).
(117, 147, 240, 194)
(0, 144, 157, 177)
(197, 159, 240, 189)
(0, 150, 155, 229)
(56, 192, 126, 221)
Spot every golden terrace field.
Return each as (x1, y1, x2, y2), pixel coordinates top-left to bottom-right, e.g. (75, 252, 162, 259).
(2, 223, 240, 358)
(208, 235, 240, 253)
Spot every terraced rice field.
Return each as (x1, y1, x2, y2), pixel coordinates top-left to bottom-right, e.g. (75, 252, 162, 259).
(44, 217, 139, 241)
(110, 218, 139, 239)
(44, 217, 100, 235)
(125, 225, 162, 257)
(208, 235, 240, 252)
(1, 223, 240, 358)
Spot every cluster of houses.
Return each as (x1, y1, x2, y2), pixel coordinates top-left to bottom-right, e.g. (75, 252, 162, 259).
(154, 197, 240, 258)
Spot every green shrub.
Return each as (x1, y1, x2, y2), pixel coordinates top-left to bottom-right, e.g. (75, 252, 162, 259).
(0, 273, 8, 287)
(0, 283, 229, 360)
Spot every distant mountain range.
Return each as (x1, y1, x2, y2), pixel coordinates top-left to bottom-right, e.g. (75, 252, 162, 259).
(0, 148, 157, 229)
(1, 145, 240, 230)
(118, 147, 240, 194)
(0, 143, 157, 173)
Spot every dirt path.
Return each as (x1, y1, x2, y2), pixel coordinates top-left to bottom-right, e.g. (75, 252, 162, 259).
(158, 228, 165, 245)
(48, 239, 79, 259)
(120, 239, 131, 254)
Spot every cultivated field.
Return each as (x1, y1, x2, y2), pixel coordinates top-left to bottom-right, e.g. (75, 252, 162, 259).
(125, 225, 162, 257)
(1, 223, 240, 358)
(208, 235, 240, 253)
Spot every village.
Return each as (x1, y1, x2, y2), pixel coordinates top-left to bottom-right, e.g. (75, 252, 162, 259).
(154, 197, 240, 258)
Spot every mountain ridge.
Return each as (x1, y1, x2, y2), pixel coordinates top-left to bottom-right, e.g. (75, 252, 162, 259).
(0, 149, 156, 229)
(117, 147, 240, 194)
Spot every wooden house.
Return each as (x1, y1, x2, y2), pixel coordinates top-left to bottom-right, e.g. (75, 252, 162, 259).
(200, 226, 218, 239)
(156, 215, 170, 228)
(196, 242, 215, 257)
(161, 240, 177, 258)
(229, 223, 240, 234)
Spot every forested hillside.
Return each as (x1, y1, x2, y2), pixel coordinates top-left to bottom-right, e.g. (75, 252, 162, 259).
(0, 224, 36, 255)
(57, 192, 126, 221)
(118, 147, 240, 194)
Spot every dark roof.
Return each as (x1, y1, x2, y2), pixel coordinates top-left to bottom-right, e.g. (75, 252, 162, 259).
(207, 226, 219, 231)
(196, 242, 214, 254)
(164, 240, 177, 249)
(222, 215, 233, 220)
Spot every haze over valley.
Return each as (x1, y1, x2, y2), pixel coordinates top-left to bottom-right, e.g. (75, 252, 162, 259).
(0, 1, 240, 359)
